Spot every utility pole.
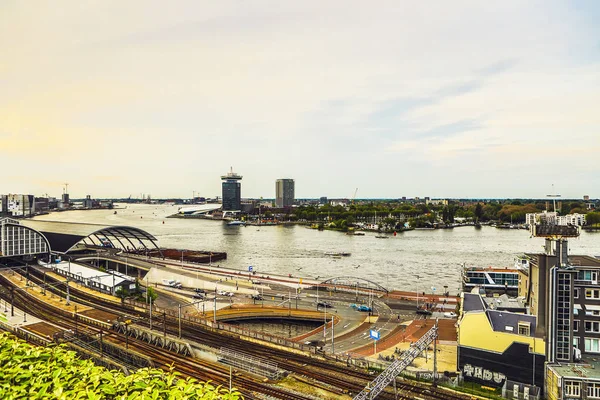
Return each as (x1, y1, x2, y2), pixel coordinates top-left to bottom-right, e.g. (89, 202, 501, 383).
(178, 304, 182, 338)
(331, 315, 334, 354)
(66, 259, 71, 306)
(149, 298, 152, 330)
(163, 311, 167, 340)
(433, 320, 438, 387)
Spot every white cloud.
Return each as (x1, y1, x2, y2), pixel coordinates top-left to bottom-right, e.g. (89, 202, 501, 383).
(0, 1, 598, 198)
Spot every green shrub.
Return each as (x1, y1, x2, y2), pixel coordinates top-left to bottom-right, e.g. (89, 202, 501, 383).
(0, 333, 241, 399)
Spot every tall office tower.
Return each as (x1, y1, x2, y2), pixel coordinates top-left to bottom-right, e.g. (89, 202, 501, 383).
(221, 167, 242, 211)
(275, 179, 295, 207)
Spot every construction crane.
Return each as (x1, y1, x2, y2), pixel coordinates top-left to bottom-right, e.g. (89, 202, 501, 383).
(352, 188, 358, 204)
(546, 183, 561, 212)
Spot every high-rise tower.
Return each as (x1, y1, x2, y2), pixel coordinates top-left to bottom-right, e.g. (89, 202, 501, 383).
(221, 167, 242, 211)
(275, 179, 295, 207)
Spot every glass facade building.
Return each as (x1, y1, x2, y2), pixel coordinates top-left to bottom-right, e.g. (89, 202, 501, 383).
(275, 179, 295, 207)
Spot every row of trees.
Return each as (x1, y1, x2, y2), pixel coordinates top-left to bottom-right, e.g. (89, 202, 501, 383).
(271, 200, 598, 227)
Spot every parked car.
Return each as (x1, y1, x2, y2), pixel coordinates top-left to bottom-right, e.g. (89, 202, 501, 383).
(444, 312, 457, 318)
(217, 290, 228, 296)
(194, 288, 206, 294)
(317, 301, 333, 308)
(251, 294, 263, 301)
(192, 294, 204, 300)
(225, 292, 234, 297)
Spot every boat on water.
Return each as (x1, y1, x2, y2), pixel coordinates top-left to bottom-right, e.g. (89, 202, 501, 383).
(226, 220, 246, 226)
(375, 235, 389, 239)
(324, 251, 351, 257)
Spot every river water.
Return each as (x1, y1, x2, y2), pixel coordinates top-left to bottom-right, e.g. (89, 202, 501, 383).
(32, 204, 600, 293)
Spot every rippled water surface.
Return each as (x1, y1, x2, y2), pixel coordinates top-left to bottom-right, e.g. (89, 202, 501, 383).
(33, 204, 600, 292)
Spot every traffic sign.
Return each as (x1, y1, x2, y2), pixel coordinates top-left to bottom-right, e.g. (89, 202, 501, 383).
(248, 266, 253, 272)
(369, 329, 380, 340)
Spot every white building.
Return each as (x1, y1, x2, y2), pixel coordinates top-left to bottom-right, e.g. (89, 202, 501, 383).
(526, 211, 586, 227)
(0, 218, 50, 258)
(42, 260, 136, 295)
(1, 194, 35, 217)
(557, 213, 586, 226)
(426, 199, 449, 206)
(526, 211, 557, 226)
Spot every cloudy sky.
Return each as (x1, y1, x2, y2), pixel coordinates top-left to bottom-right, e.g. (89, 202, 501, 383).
(1, 1, 599, 199)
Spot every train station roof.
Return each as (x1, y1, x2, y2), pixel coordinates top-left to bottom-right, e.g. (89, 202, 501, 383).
(20, 220, 159, 254)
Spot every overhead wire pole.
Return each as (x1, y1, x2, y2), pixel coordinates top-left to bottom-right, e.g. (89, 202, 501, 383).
(353, 321, 439, 400)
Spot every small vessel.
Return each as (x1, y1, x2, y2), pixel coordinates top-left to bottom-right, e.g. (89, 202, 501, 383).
(226, 220, 246, 226)
(375, 235, 389, 239)
(325, 251, 351, 257)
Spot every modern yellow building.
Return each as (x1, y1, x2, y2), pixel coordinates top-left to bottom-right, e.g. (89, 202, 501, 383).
(458, 292, 545, 392)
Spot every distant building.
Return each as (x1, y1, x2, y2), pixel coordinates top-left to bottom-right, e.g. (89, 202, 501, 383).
(275, 179, 295, 207)
(584, 195, 590, 201)
(221, 167, 242, 212)
(426, 199, 448, 206)
(557, 213, 586, 226)
(0, 195, 6, 216)
(0, 217, 50, 258)
(34, 197, 49, 213)
(1, 194, 35, 217)
(525, 211, 585, 227)
(83, 195, 94, 209)
(526, 211, 557, 226)
(319, 197, 328, 205)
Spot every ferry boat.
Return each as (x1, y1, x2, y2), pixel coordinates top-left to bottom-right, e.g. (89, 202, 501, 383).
(226, 220, 246, 226)
(324, 251, 351, 257)
(461, 259, 527, 294)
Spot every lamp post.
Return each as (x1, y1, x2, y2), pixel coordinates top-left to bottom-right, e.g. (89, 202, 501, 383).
(416, 275, 420, 309)
(66, 258, 71, 306)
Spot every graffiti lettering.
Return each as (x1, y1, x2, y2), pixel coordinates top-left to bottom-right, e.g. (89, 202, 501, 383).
(462, 364, 506, 384)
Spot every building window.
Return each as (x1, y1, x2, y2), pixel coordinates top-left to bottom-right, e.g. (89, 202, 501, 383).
(565, 380, 581, 397)
(575, 288, 579, 298)
(574, 337, 579, 349)
(589, 382, 600, 399)
(586, 289, 600, 299)
(574, 320, 580, 331)
(586, 338, 600, 353)
(586, 321, 600, 333)
(518, 322, 530, 336)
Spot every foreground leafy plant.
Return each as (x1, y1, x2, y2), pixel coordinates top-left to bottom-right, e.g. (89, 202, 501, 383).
(0, 333, 242, 399)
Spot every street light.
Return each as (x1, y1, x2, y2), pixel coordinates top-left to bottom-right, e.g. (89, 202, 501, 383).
(416, 275, 420, 309)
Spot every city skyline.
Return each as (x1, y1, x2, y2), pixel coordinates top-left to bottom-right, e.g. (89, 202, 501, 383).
(1, 1, 599, 198)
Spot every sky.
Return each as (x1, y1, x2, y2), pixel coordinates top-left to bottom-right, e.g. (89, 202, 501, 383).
(1, 1, 599, 199)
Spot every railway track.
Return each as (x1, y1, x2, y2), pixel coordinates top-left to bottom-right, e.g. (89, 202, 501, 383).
(0, 273, 311, 400)
(20, 267, 469, 400)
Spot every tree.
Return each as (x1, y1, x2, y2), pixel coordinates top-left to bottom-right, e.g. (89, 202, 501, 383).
(147, 287, 158, 303)
(474, 203, 483, 221)
(586, 212, 600, 226)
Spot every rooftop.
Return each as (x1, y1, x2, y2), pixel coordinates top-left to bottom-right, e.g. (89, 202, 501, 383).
(486, 309, 537, 336)
(549, 359, 600, 380)
(484, 294, 527, 310)
(463, 292, 487, 312)
(532, 224, 580, 238)
(42, 261, 135, 288)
